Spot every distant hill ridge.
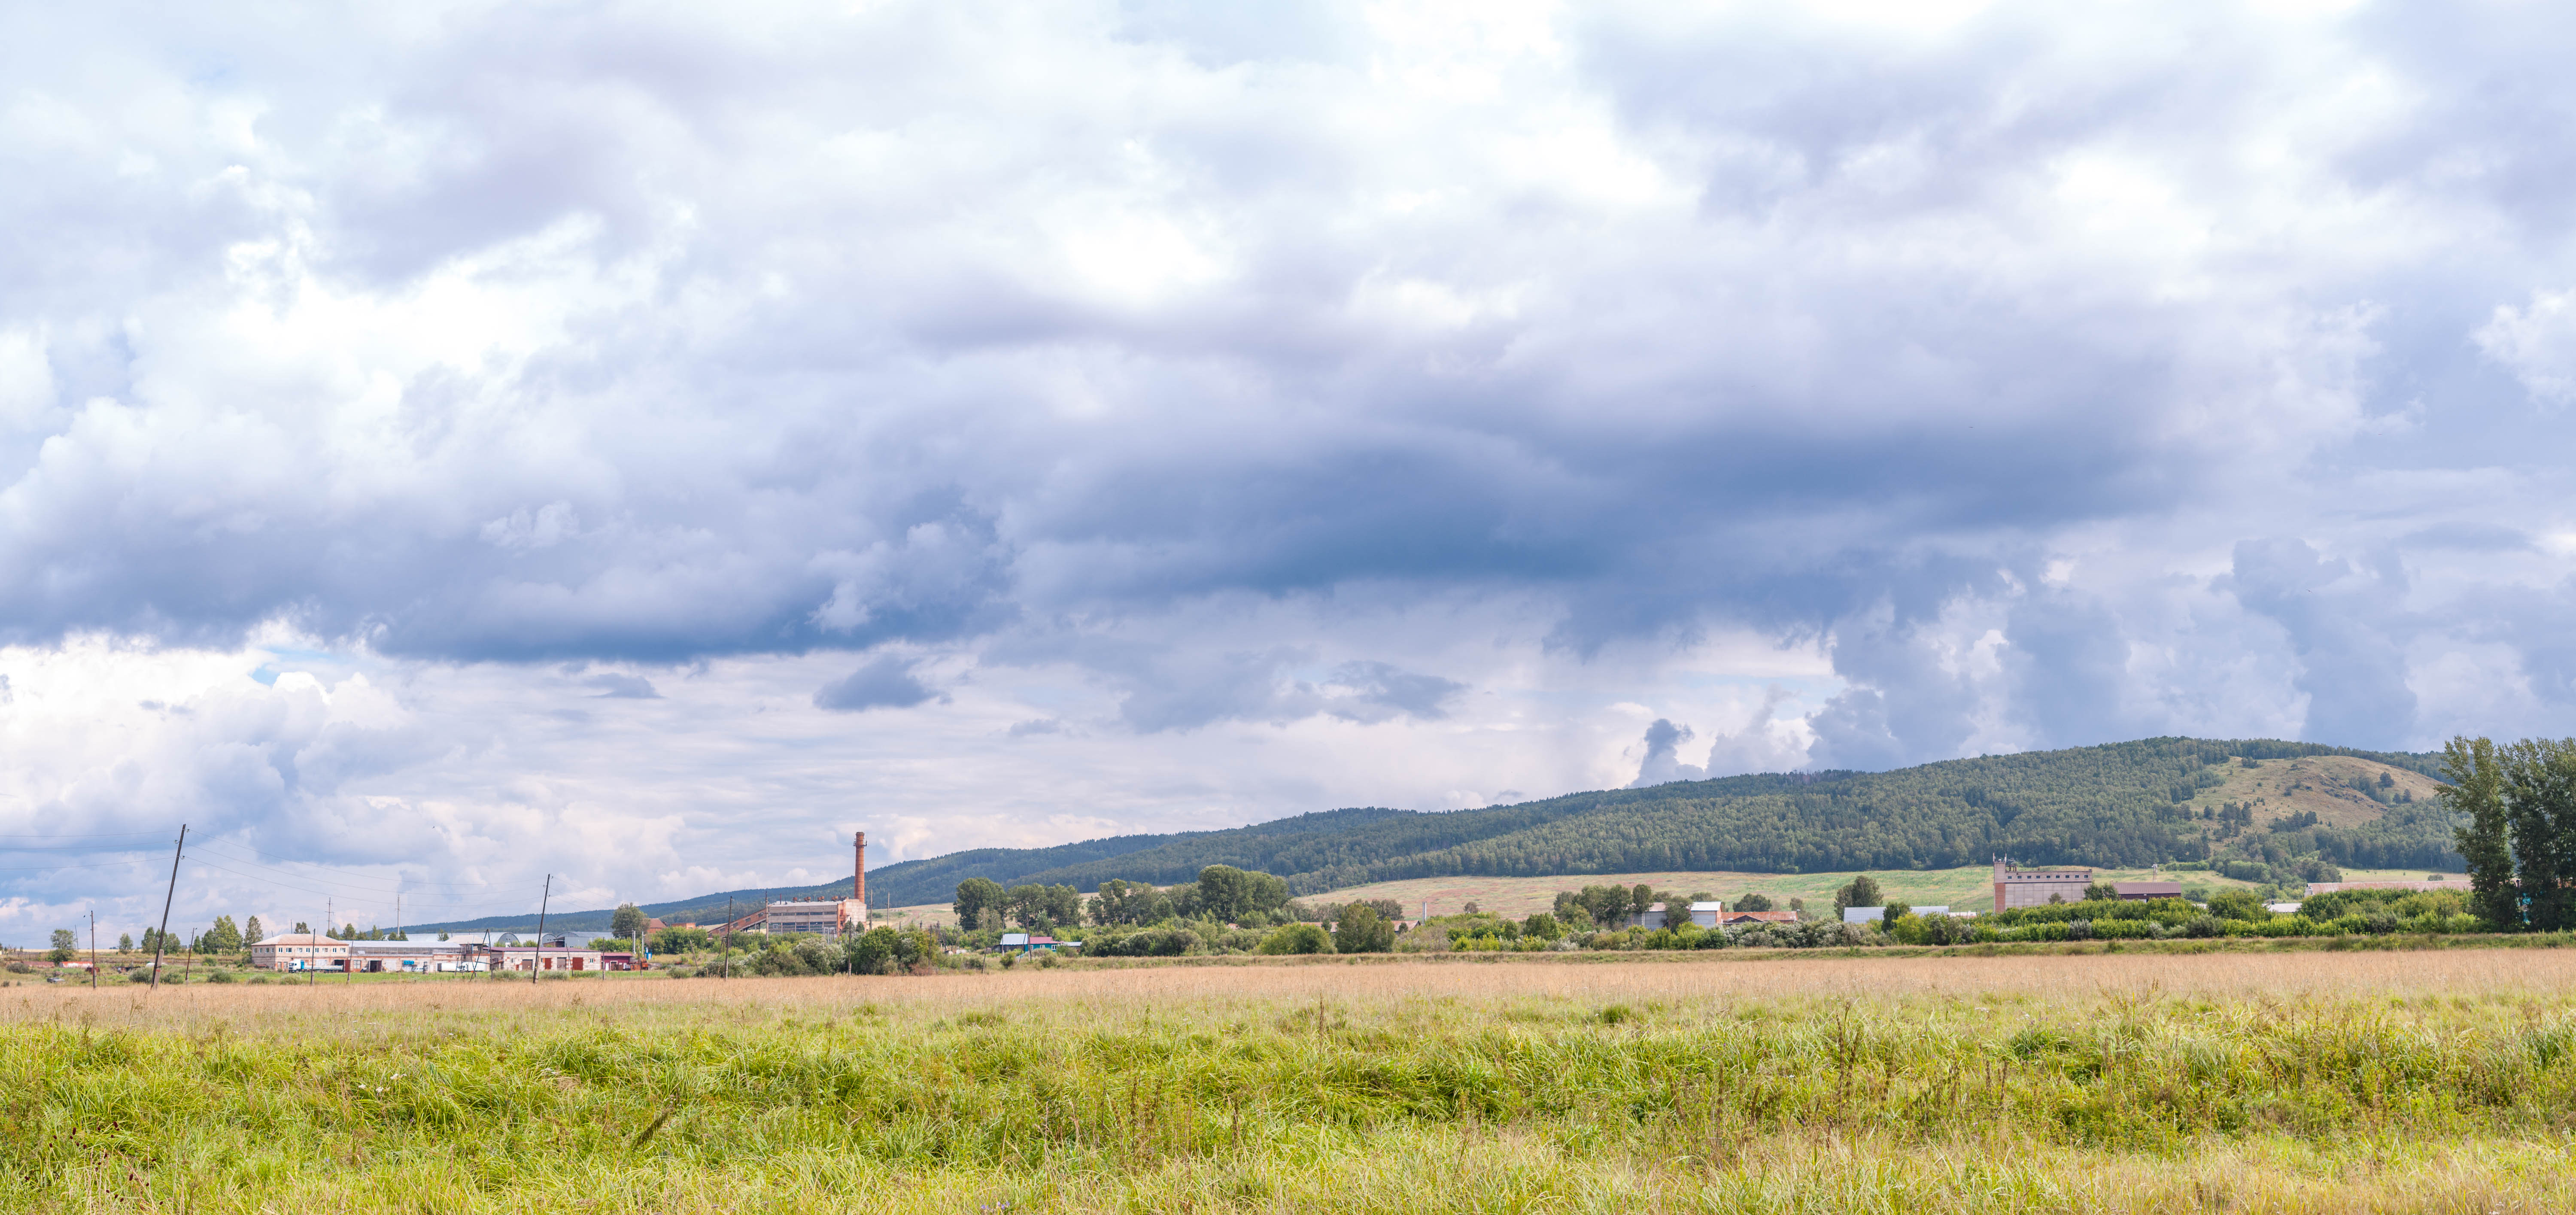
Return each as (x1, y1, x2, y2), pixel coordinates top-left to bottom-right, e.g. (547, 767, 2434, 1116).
(409, 736, 2449, 933)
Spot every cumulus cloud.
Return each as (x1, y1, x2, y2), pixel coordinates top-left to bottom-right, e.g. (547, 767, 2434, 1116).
(8, 0, 2576, 937)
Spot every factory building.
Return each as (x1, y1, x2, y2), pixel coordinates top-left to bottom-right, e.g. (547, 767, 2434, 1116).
(1992, 859, 2095, 911)
(715, 831, 876, 938)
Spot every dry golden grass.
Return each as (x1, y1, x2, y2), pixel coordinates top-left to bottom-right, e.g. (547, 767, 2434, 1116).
(15, 948, 2576, 1033)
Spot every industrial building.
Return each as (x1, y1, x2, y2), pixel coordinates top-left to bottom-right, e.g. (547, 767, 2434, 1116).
(1992, 859, 2095, 911)
(717, 831, 876, 938)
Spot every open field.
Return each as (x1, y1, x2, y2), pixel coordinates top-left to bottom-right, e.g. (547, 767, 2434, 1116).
(11, 950, 2576, 1212)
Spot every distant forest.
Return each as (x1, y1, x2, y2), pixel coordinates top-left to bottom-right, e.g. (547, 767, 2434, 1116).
(854, 736, 2452, 904)
(410, 737, 2453, 933)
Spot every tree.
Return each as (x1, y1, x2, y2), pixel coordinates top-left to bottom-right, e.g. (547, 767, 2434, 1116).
(2444, 736, 2518, 929)
(1040, 884, 1081, 927)
(49, 928, 76, 963)
(1091, 879, 1172, 926)
(1333, 905, 1395, 954)
(1521, 912, 1562, 941)
(1736, 891, 1777, 912)
(1832, 875, 1881, 912)
(292, 921, 310, 934)
(954, 878, 1005, 931)
(243, 916, 264, 948)
(1659, 894, 1692, 929)
(2502, 739, 2576, 931)
(611, 903, 648, 942)
(2083, 882, 2119, 903)
(201, 915, 243, 954)
(1630, 884, 1654, 916)
(116, 933, 134, 952)
(1002, 884, 1048, 929)
(1880, 900, 1911, 923)
(851, 926, 899, 973)
(652, 925, 712, 953)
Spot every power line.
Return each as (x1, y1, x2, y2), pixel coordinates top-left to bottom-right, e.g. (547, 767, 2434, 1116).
(189, 844, 509, 890)
(180, 857, 542, 911)
(0, 832, 173, 839)
(0, 860, 157, 872)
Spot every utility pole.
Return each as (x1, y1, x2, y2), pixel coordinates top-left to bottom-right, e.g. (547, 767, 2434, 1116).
(532, 875, 552, 986)
(87, 911, 97, 990)
(723, 896, 735, 981)
(150, 824, 186, 991)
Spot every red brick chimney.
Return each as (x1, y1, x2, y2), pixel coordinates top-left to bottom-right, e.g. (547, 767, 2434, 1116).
(853, 831, 867, 909)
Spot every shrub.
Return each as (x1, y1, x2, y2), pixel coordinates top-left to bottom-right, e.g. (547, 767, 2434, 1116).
(1256, 924, 1333, 955)
(206, 969, 236, 984)
(2186, 915, 2221, 939)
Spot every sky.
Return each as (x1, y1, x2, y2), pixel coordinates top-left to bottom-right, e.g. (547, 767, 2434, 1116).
(6, 0, 2576, 943)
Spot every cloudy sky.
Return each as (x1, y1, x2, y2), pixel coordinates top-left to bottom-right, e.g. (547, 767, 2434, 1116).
(6, 0, 2576, 941)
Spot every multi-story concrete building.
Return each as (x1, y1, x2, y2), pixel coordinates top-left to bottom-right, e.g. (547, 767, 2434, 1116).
(1992, 859, 2095, 911)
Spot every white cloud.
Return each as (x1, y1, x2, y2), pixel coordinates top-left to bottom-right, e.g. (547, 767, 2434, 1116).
(4, 0, 2576, 936)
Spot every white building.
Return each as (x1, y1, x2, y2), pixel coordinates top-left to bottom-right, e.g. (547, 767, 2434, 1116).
(249, 933, 350, 971)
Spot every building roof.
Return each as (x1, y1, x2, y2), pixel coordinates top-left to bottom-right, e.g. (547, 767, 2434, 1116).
(253, 934, 346, 947)
(2114, 881, 2183, 897)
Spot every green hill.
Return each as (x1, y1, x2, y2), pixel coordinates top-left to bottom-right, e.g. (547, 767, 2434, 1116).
(409, 736, 2453, 933)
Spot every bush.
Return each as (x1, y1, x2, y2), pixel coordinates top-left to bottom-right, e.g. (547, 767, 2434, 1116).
(206, 969, 236, 984)
(1257, 924, 1334, 955)
(2185, 914, 2221, 939)
(1084, 926, 1196, 957)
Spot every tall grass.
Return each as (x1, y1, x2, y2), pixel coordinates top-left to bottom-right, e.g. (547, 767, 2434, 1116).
(9, 953, 2576, 1212)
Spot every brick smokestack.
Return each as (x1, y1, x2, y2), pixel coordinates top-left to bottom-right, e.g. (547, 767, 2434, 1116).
(853, 831, 867, 909)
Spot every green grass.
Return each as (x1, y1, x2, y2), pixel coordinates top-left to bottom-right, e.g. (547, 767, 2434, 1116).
(9, 952, 2576, 1212)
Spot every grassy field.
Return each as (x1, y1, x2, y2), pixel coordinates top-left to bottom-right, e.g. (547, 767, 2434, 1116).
(9, 948, 2576, 1212)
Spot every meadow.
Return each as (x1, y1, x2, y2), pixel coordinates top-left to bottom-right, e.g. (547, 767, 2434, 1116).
(9, 950, 2576, 1213)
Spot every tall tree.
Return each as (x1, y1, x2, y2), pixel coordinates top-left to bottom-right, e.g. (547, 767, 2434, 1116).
(1195, 866, 1253, 922)
(243, 916, 264, 948)
(2443, 736, 2518, 929)
(1333, 905, 1395, 954)
(201, 915, 243, 953)
(1832, 875, 1881, 912)
(2502, 739, 2576, 931)
(611, 904, 648, 942)
(953, 877, 1005, 931)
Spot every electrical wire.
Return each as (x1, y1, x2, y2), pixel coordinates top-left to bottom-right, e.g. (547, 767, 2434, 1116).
(181, 857, 544, 912)
(0, 860, 158, 872)
(190, 844, 507, 890)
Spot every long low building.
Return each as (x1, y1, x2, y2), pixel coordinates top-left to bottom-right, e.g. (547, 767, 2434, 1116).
(248, 935, 640, 974)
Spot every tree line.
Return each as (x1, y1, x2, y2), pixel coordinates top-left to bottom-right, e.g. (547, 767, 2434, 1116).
(2443, 736, 2576, 930)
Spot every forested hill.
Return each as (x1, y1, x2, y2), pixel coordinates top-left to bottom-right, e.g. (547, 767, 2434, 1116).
(410, 737, 2448, 932)
(866, 736, 2447, 902)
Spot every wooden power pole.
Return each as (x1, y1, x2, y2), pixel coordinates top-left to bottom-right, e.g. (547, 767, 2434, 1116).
(149, 824, 186, 991)
(532, 874, 552, 986)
